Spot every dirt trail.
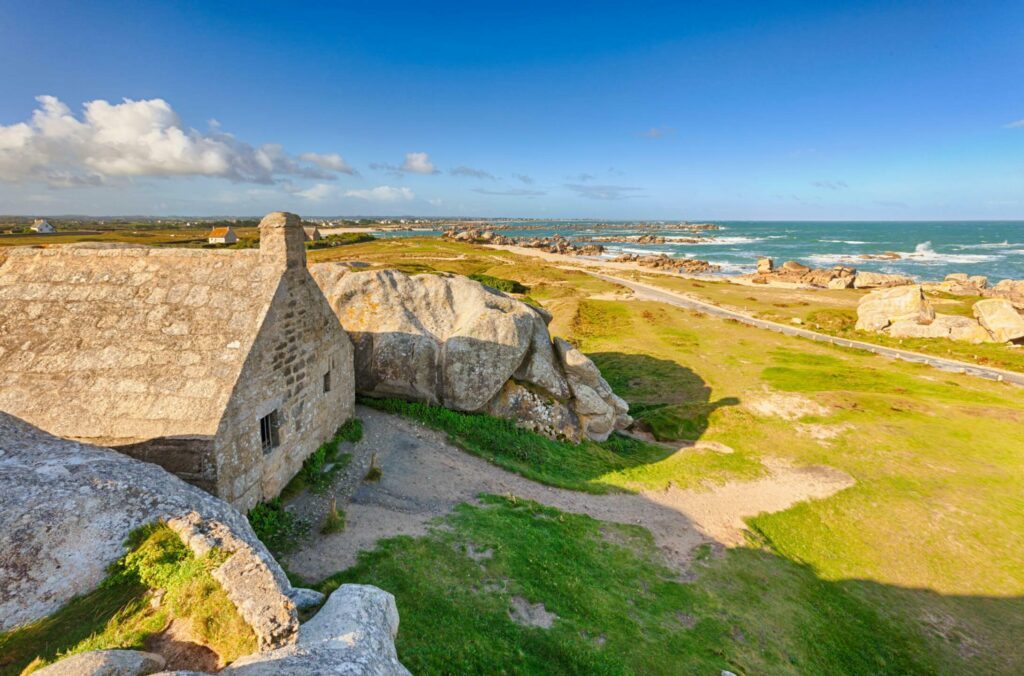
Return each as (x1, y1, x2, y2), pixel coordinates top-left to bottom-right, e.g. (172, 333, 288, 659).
(285, 407, 853, 582)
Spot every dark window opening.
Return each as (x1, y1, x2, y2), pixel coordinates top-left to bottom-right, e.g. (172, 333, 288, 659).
(323, 370, 332, 394)
(259, 410, 280, 453)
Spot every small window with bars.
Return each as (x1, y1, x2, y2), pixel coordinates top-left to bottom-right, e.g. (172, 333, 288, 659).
(323, 370, 332, 394)
(259, 410, 280, 453)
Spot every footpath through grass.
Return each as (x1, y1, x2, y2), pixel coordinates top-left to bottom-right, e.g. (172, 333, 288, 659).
(0, 524, 255, 675)
(323, 495, 935, 675)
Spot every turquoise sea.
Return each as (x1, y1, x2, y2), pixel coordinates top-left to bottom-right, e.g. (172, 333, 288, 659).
(386, 220, 1024, 281)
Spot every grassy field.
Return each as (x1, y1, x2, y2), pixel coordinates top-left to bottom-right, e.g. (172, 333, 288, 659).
(614, 269, 1024, 374)
(0, 524, 255, 675)
(303, 238, 1024, 674)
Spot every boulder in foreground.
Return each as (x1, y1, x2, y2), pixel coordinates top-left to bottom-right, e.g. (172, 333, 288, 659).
(0, 412, 306, 646)
(855, 285, 935, 332)
(311, 266, 631, 441)
(973, 298, 1024, 343)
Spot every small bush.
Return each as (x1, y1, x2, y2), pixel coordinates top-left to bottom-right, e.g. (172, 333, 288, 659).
(364, 453, 382, 482)
(247, 499, 309, 555)
(321, 499, 346, 534)
(469, 273, 529, 294)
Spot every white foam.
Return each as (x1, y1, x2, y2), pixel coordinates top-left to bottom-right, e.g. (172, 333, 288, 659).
(667, 235, 765, 245)
(897, 241, 1002, 265)
(820, 239, 869, 244)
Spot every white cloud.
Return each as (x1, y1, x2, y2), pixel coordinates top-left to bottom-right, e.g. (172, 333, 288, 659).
(299, 152, 356, 174)
(401, 152, 438, 174)
(345, 185, 415, 202)
(0, 95, 351, 187)
(1006, 119, 1024, 128)
(449, 165, 495, 179)
(295, 183, 337, 201)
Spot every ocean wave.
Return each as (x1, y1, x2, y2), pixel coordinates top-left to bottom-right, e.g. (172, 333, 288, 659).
(820, 239, 869, 244)
(898, 241, 1002, 265)
(666, 236, 764, 245)
(954, 240, 1019, 250)
(708, 260, 755, 274)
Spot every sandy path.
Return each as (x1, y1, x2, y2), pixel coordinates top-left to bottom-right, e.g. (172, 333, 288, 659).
(285, 406, 853, 582)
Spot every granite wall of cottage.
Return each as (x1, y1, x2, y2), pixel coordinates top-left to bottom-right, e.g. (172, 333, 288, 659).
(212, 216, 355, 509)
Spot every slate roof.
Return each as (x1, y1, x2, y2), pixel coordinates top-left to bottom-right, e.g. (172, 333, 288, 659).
(0, 243, 279, 443)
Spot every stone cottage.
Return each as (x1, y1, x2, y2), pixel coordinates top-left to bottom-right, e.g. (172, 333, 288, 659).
(208, 225, 238, 244)
(0, 212, 354, 510)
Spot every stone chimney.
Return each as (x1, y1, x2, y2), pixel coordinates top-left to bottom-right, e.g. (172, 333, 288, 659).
(259, 212, 306, 270)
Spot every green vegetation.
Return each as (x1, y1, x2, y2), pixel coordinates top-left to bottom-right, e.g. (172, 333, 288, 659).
(247, 499, 309, 556)
(323, 495, 936, 674)
(0, 524, 255, 675)
(321, 500, 346, 535)
(324, 238, 1024, 673)
(280, 419, 361, 499)
(468, 273, 529, 294)
(305, 232, 376, 249)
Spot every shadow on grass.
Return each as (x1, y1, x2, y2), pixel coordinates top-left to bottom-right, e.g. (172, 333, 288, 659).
(588, 351, 739, 441)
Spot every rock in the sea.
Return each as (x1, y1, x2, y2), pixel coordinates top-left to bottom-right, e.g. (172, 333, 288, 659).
(33, 650, 166, 676)
(888, 314, 992, 343)
(220, 584, 410, 675)
(311, 266, 630, 441)
(972, 298, 1024, 343)
(756, 257, 774, 274)
(0, 412, 303, 648)
(780, 260, 811, 274)
(855, 285, 934, 332)
(853, 271, 914, 289)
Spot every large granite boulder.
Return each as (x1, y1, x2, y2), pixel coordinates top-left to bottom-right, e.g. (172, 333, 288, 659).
(33, 650, 166, 676)
(218, 584, 409, 675)
(973, 298, 1024, 343)
(311, 266, 630, 441)
(853, 271, 914, 289)
(0, 413, 315, 647)
(888, 314, 992, 343)
(985, 279, 1024, 310)
(855, 285, 935, 332)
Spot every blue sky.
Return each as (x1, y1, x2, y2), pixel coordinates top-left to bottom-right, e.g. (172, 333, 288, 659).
(0, 0, 1021, 218)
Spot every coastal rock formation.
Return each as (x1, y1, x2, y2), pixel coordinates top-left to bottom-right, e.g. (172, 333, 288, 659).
(973, 298, 1024, 343)
(0, 412, 315, 646)
(311, 266, 631, 441)
(853, 270, 915, 289)
(855, 285, 935, 332)
(610, 252, 719, 274)
(750, 261, 856, 289)
(923, 273, 989, 296)
(888, 315, 992, 344)
(985, 279, 1024, 310)
(216, 585, 409, 675)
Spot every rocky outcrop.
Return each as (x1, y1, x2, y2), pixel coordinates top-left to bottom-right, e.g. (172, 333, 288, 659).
(888, 315, 992, 344)
(853, 270, 915, 289)
(923, 273, 989, 296)
(610, 252, 719, 274)
(311, 266, 631, 441)
(218, 585, 409, 675)
(985, 279, 1024, 310)
(0, 412, 311, 646)
(751, 261, 856, 289)
(855, 285, 935, 332)
(35, 586, 409, 675)
(33, 650, 166, 676)
(973, 299, 1024, 343)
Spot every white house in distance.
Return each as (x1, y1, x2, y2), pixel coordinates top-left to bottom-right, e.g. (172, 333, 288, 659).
(30, 219, 55, 234)
(208, 226, 238, 244)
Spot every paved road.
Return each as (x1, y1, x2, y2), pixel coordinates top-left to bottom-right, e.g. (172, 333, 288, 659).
(591, 272, 1024, 388)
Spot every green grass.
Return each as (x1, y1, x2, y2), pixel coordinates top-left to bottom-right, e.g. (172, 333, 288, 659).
(280, 419, 361, 500)
(0, 524, 255, 675)
(468, 273, 529, 294)
(247, 499, 310, 556)
(321, 500, 346, 535)
(319, 495, 938, 675)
